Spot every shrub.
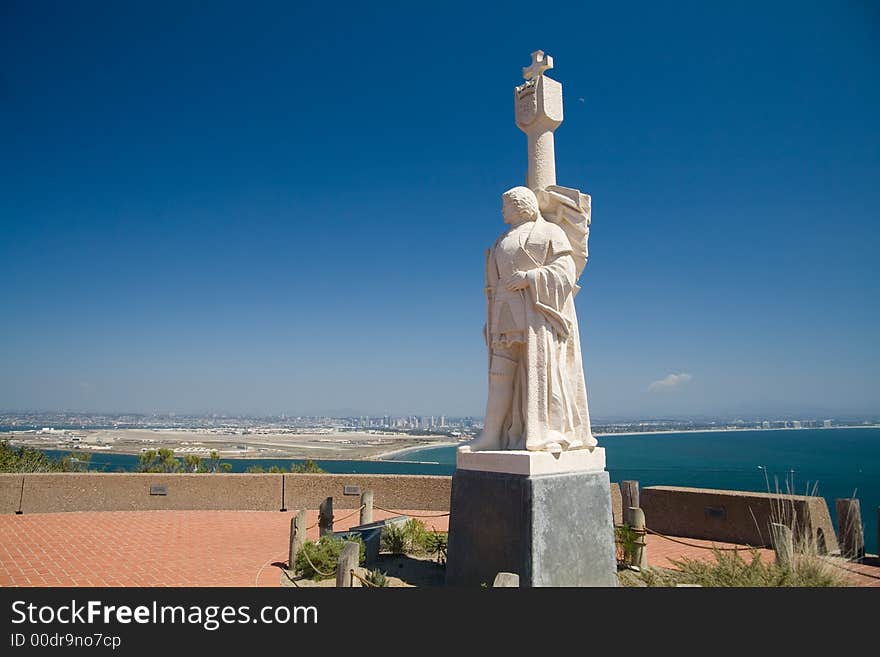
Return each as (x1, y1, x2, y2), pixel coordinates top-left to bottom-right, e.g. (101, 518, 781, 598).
(615, 524, 640, 567)
(365, 569, 388, 587)
(379, 519, 448, 563)
(137, 448, 231, 473)
(380, 524, 408, 555)
(200, 451, 232, 473)
(424, 531, 448, 564)
(404, 518, 429, 552)
(137, 448, 180, 473)
(0, 441, 89, 473)
(247, 460, 325, 473)
(291, 459, 325, 474)
(245, 465, 285, 473)
(295, 534, 365, 581)
(57, 451, 91, 472)
(182, 454, 202, 472)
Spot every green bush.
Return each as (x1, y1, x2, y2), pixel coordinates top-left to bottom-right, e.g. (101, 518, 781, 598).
(380, 519, 447, 562)
(295, 534, 366, 581)
(137, 449, 231, 473)
(615, 524, 640, 567)
(291, 459, 325, 473)
(245, 464, 286, 473)
(0, 441, 89, 473)
(198, 451, 232, 473)
(247, 460, 326, 474)
(404, 518, 429, 552)
(137, 449, 179, 472)
(380, 524, 408, 555)
(365, 569, 388, 588)
(424, 531, 448, 564)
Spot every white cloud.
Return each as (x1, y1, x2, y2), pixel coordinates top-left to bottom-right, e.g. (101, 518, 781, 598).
(648, 372, 693, 392)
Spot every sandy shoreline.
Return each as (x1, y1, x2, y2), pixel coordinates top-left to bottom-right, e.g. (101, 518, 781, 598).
(1, 428, 457, 461)
(369, 441, 462, 461)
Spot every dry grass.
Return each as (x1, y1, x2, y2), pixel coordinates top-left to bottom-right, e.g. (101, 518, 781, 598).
(636, 546, 846, 587)
(635, 468, 849, 587)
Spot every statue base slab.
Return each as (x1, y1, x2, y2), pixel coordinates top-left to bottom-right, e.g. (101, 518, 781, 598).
(446, 451, 618, 587)
(456, 446, 606, 475)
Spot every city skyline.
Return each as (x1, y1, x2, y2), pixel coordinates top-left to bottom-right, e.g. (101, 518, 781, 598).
(2, 2, 878, 419)
(2, 408, 877, 428)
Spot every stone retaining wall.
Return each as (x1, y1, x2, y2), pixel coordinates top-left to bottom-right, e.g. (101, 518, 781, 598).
(0, 473, 453, 515)
(641, 485, 839, 552)
(0, 475, 840, 551)
(13, 473, 283, 513)
(282, 474, 450, 512)
(0, 475, 23, 514)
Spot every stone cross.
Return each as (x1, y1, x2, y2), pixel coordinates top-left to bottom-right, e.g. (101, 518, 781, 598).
(514, 50, 563, 191)
(522, 50, 554, 80)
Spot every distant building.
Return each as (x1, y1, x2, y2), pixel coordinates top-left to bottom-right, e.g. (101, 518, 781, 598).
(762, 421, 770, 430)
(823, 419, 832, 428)
(793, 421, 802, 429)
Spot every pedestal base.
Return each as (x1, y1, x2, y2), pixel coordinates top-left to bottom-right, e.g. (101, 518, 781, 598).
(445, 449, 618, 587)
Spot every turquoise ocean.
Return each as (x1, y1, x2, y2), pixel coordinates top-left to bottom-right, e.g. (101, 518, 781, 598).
(36, 427, 879, 552)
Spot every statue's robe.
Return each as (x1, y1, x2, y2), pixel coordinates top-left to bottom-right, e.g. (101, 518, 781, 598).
(486, 215, 593, 451)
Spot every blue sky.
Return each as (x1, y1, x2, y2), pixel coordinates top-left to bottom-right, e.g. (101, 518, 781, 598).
(1, 1, 878, 419)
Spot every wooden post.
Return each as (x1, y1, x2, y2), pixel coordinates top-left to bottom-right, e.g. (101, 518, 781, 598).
(770, 522, 793, 568)
(836, 498, 865, 561)
(319, 496, 334, 537)
(621, 481, 639, 516)
(288, 509, 307, 569)
(336, 541, 361, 588)
(360, 490, 374, 526)
(624, 506, 648, 569)
(492, 572, 520, 587)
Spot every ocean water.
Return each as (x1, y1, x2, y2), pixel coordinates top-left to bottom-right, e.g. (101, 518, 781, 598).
(386, 427, 880, 554)
(37, 450, 455, 476)
(34, 427, 880, 552)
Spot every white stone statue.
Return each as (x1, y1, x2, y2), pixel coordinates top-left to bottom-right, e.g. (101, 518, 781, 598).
(464, 51, 596, 454)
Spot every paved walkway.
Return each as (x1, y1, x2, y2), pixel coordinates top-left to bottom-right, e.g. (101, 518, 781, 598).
(646, 533, 773, 568)
(1, 510, 877, 587)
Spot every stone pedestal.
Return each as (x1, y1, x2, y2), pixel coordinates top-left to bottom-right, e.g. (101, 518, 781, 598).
(445, 448, 618, 587)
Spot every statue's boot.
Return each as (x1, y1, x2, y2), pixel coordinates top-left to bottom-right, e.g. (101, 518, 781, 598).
(462, 353, 518, 452)
(527, 429, 561, 452)
(527, 429, 598, 452)
(568, 434, 598, 450)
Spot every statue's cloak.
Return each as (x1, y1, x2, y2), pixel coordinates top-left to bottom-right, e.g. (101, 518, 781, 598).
(486, 216, 593, 450)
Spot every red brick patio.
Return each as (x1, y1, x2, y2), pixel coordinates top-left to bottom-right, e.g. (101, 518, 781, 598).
(1, 510, 877, 587)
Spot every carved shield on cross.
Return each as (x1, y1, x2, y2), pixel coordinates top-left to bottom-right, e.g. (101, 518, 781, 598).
(514, 83, 537, 127)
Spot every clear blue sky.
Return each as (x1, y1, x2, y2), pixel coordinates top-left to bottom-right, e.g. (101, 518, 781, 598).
(1, 1, 878, 419)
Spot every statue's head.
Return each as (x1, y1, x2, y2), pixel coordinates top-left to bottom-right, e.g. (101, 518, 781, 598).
(502, 186, 539, 225)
